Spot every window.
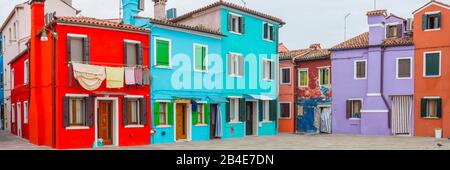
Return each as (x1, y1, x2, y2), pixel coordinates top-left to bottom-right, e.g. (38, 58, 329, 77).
(263, 59, 275, 80)
(319, 67, 330, 86)
(228, 13, 244, 34)
(397, 58, 411, 79)
(262, 100, 270, 121)
(155, 38, 171, 67)
(386, 24, 401, 38)
(421, 98, 442, 118)
(194, 44, 208, 71)
(297, 105, 304, 116)
(423, 13, 441, 30)
(68, 35, 87, 63)
(13, 22, 17, 41)
(11, 104, 15, 123)
(196, 103, 206, 125)
(346, 100, 362, 119)
(124, 41, 142, 67)
(279, 102, 291, 119)
(354, 60, 366, 79)
(138, 0, 145, 10)
(11, 69, 14, 89)
(280, 68, 291, 84)
(263, 22, 275, 41)
(229, 98, 239, 122)
(24, 59, 29, 85)
(24, 101, 28, 124)
(424, 52, 440, 77)
(8, 28, 12, 43)
(127, 99, 140, 125)
(158, 102, 168, 126)
(69, 98, 86, 126)
(228, 53, 244, 77)
(299, 69, 308, 87)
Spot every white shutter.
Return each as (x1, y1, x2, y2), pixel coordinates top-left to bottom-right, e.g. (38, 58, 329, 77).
(238, 55, 244, 76)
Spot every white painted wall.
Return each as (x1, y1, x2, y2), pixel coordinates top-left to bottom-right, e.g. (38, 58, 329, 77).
(175, 6, 222, 32)
(1, 0, 78, 132)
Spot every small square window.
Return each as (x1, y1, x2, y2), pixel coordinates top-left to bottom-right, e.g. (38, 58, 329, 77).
(424, 52, 440, 77)
(319, 68, 330, 86)
(127, 99, 141, 125)
(280, 68, 291, 84)
(299, 69, 308, 87)
(279, 103, 291, 118)
(69, 98, 86, 126)
(228, 13, 244, 34)
(421, 98, 441, 118)
(347, 100, 362, 119)
(158, 102, 168, 126)
(397, 58, 411, 79)
(355, 60, 366, 79)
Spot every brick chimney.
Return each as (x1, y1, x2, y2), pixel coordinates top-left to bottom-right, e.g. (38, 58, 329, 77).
(153, 0, 167, 20)
(29, 0, 46, 146)
(309, 43, 321, 50)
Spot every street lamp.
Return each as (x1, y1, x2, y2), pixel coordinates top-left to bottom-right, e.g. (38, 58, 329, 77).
(344, 13, 351, 40)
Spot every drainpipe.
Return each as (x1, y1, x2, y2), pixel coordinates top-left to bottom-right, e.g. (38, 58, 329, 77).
(380, 46, 391, 129)
(52, 33, 56, 147)
(292, 59, 299, 133)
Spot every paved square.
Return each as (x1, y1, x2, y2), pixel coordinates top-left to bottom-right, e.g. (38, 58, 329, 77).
(1, 130, 449, 150)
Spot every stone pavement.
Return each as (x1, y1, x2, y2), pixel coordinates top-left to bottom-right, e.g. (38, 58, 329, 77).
(1, 130, 449, 150)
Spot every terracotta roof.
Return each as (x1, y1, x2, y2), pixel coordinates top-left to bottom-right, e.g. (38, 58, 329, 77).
(331, 32, 414, 50)
(147, 18, 223, 36)
(170, 0, 285, 25)
(367, 9, 387, 16)
(53, 16, 149, 33)
(279, 44, 331, 62)
(279, 49, 310, 60)
(413, 0, 450, 14)
(278, 43, 289, 53)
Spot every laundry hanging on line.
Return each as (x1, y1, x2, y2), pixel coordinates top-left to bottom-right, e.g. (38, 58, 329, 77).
(72, 63, 106, 91)
(125, 67, 136, 85)
(106, 66, 125, 88)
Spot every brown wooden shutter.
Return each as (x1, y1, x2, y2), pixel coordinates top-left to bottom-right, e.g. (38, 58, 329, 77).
(85, 96, 95, 127)
(122, 98, 128, 126)
(124, 42, 128, 66)
(140, 98, 148, 125)
(82, 37, 90, 64)
(346, 100, 352, 119)
(63, 96, 70, 128)
(396, 24, 403, 38)
(137, 43, 143, 66)
(66, 37, 71, 62)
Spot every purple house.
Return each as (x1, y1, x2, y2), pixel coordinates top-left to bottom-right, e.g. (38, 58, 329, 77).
(330, 10, 414, 136)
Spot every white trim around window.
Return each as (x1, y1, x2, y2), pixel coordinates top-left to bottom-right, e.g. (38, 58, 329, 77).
(229, 12, 243, 35)
(298, 68, 308, 88)
(228, 52, 244, 78)
(124, 39, 142, 44)
(262, 58, 274, 81)
(423, 51, 441, 78)
(67, 33, 88, 38)
(262, 22, 274, 42)
(280, 67, 291, 85)
(354, 59, 367, 80)
(23, 101, 28, 124)
(318, 66, 331, 86)
(278, 102, 291, 119)
(24, 59, 29, 85)
(193, 43, 209, 73)
(396, 57, 412, 80)
(153, 37, 172, 69)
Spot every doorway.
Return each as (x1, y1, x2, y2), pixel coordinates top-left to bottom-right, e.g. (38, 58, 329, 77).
(98, 100, 113, 145)
(391, 96, 413, 135)
(210, 104, 219, 139)
(17, 103, 22, 137)
(176, 103, 188, 140)
(319, 106, 332, 134)
(245, 102, 254, 136)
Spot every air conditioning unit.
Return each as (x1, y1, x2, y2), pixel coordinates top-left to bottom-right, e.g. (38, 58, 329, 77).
(406, 18, 413, 32)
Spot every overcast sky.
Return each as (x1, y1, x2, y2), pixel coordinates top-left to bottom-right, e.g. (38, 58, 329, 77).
(1, 0, 448, 50)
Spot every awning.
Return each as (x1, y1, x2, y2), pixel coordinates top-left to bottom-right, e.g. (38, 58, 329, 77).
(243, 94, 274, 101)
(207, 96, 228, 103)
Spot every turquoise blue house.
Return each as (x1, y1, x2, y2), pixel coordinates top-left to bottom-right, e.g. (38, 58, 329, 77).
(122, 0, 284, 144)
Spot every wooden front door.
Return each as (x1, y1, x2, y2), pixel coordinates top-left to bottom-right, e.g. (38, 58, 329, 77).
(176, 103, 187, 140)
(98, 100, 113, 145)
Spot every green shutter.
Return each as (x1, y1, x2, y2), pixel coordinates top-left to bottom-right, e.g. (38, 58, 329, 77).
(205, 104, 210, 124)
(192, 111, 198, 125)
(263, 23, 268, 39)
(195, 45, 202, 70)
(421, 99, 427, 118)
(153, 102, 160, 126)
(422, 14, 428, 30)
(437, 99, 442, 118)
(202, 47, 207, 70)
(168, 102, 174, 125)
(239, 98, 245, 122)
(269, 100, 277, 121)
(156, 40, 169, 66)
(437, 13, 442, 28)
(425, 53, 440, 76)
(258, 100, 263, 122)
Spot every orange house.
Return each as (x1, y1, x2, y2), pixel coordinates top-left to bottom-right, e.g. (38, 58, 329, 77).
(413, 0, 450, 138)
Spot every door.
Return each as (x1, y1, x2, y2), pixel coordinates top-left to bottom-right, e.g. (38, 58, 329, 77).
(297, 106, 317, 133)
(17, 103, 22, 137)
(319, 107, 332, 134)
(176, 103, 187, 140)
(210, 104, 218, 139)
(245, 102, 253, 135)
(98, 100, 113, 145)
(392, 96, 413, 135)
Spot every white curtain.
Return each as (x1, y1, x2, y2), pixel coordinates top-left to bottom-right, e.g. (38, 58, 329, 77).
(320, 107, 332, 134)
(391, 96, 413, 135)
(215, 104, 222, 137)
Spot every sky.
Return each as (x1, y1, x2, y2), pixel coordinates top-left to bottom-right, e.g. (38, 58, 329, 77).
(1, 0, 449, 50)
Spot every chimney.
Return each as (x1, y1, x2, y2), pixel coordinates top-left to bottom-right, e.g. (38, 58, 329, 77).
(153, 0, 167, 20)
(367, 9, 387, 46)
(167, 8, 177, 19)
(29, 0, 46, 146)
(62, 0, 72, 6)
(309, 43, 321, 50)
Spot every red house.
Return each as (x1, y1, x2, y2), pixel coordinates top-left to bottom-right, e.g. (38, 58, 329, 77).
(10, 0, 151, 149)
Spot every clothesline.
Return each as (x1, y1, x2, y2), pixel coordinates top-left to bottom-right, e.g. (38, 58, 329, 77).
(69, 61, 149, 69)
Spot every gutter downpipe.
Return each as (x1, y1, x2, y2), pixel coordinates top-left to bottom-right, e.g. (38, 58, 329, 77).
(52, 32, 56, 147)
(380, 46, 391, 129)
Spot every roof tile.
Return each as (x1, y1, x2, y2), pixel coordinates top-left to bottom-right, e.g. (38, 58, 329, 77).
(54, 16, 148, 33)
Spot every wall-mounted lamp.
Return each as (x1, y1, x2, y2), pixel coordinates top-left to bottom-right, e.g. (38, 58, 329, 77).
(40, 27, 58, 42)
